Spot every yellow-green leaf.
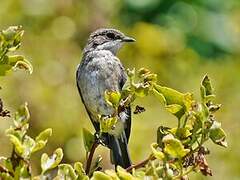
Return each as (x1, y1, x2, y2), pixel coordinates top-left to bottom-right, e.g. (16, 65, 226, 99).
(41, 148, 63, 173)
(36, 128, 52, 142)
(92, 171, 111, 180)
(151, 143, 164, 160)
(154, 85, 185, 106)
(104, 90, 121, 108)
(163, 134, 190, 158)
(209, 121, 227, 147)
(82, 128, 95, 153)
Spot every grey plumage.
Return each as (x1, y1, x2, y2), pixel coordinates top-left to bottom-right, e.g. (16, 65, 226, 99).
(76, 28, 135, 168)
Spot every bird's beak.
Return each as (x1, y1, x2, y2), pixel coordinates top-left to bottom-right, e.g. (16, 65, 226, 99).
(122, 36, 136, 42)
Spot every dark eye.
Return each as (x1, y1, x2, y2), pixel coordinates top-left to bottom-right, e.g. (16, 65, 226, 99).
(106, 32, 115, 39)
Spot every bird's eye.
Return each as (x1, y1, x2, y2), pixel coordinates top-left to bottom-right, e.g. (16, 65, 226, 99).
(106, 32, 115, 39)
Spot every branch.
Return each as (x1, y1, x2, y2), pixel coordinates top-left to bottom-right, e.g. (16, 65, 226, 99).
(126, 155, 155, 172)
(85, 140, 99, 175)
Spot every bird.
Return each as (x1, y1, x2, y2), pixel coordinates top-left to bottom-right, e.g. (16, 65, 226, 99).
(76, 28, 135, 169)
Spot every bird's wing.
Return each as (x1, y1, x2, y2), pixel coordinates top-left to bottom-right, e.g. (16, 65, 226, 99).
(76, 64, 100, 131)
(119, 65, 131, 143)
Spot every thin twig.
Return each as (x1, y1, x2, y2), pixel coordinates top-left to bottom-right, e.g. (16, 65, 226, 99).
(85, 140, 99, 175)
(126, 155, 155, 172)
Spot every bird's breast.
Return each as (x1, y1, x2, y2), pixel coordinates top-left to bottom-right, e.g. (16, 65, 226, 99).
(78, 51, 123, 118)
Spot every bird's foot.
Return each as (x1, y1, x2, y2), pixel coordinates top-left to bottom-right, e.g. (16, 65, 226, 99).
(94, 132, 109, 147)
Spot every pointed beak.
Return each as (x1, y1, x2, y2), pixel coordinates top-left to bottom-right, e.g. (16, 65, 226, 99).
(122, 36, 136, 42)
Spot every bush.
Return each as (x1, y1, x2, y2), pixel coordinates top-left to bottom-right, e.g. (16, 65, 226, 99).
(0, 26, 227, 180)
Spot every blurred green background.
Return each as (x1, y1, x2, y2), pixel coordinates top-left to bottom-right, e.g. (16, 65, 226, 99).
(0, 0, 240, 179)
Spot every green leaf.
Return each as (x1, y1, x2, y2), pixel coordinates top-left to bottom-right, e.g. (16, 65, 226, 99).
(41, 148, 63, 174)
(201, 75, 213, 96)
(14, 102, 30, 127)
(152, 88, 166, 105)
(57, 164, 78, 180)
(35, 128, 52, 142)
(32, 128, 52, 153)
(1, 157, 14, 174)
(157, 126, 170, 148)
(170, 127, 192, 140)
(153, 85, 188, 118)
(22, 135, 36, 158)
(92, 171, 111, 180)
(104, 90, 121, 108)
(134, 84, 150, 97)
(0, 172, 14, 180)
(74, 162, 87, 178)
(154, 85, 185, 106)
(151, 143, 164, 160)
(200, 75, 215, 102)
(82, 128, 95, 153)
(183, 93, 194, 112)
(105, 169, 120, 179)
(162, 134, 190, 158)
(7, 134, 24, 155)
(1, 26, 23, 42)
(117, 166, 136, 179)
(165, 104, 183, 114)
(143, 73, 157, 83)
(32, 140, 46, 153)
(137, 68, 151, 77)
(209, 121, 227, 147)
(100, 117, 118, 134)
(14, 162, 31, 179)
(9, 55, 33, 74)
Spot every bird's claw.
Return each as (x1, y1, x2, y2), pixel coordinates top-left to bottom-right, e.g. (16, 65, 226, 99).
(94, 132, 108, 147)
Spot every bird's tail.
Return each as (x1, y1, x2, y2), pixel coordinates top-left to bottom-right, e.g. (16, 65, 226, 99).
(108, 132, 131, 169)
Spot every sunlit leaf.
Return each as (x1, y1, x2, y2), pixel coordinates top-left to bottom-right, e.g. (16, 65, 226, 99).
(209, 121, 227, 147)
(12, 58, 33, 74)
(165, 104, 183, 114)
(104, 90, 121, 108)
(152, 88, 166, 105)
(151, 143, 164, 160)
(0, 172, 14, 180)
(117, 166, 136, 179)
(157, 126, 170, 148)
(82, 128, 95, 153)
(41, 148, 63, 174)
(105, 169, 120, 180)
(74, 162, 88, 178)
(22, 135, 36, 158)
(163, 134, 190, 158)
(57, 164, 77, 180)
(134, 84, 150, 97)
(7, 134, 23, 155)
(100, 117, 118, 134)
(92, 171, 111, 180)
(154, 85, 185, 106)
(32, 129, 52, 153)
(170, 127, 192, 140)
(201, 75, 213, 96)
(200, 75, 215, 102)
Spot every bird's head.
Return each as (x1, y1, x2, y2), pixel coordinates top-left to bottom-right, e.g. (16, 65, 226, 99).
(84, 28, 135, 54)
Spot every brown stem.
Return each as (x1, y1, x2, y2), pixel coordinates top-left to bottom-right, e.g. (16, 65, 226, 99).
(126, 155, 155, 172)
(85, 140, 99, 175)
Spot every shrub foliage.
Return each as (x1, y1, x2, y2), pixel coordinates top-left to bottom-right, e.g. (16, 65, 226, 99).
(0, 26, 227, 180)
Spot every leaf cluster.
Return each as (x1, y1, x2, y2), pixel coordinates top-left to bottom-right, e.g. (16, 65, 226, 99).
(0, 26, 227, 180)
